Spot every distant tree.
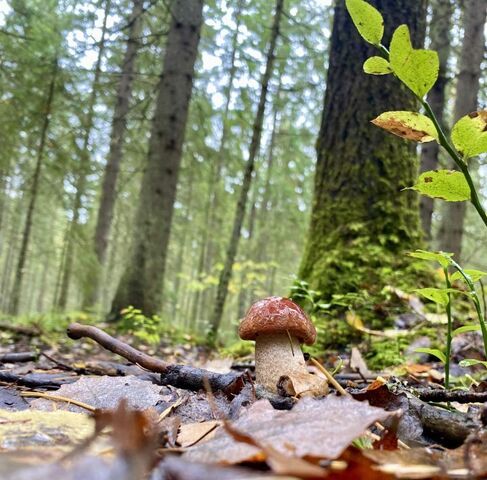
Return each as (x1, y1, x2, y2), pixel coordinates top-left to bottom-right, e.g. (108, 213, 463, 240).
(298, 0, 427, 303)
(438, 0, 486, 260)
(88, 0, 144, 307)
(209, 0, 284, 341)
(110, 0, 204, 317)
(419, 0, 453, 241)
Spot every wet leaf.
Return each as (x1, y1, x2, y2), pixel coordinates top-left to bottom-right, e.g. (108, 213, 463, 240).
(451, 268, 487, 283)
(30, 375, 164, 413)
(389, 25, 439, 98)
(345, 0, 384, 45)
(451, 110, 487, 158)
(363, 56, 391, 75)
(371, 111, 437, 142)
(184, 396, 393, 464)
(413, 287, 455, 306)
(459, 358, 487, 369)
(408, 170, 470, 202)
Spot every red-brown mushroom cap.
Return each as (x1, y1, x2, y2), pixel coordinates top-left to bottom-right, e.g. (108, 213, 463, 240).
(238, 296, 316, 345)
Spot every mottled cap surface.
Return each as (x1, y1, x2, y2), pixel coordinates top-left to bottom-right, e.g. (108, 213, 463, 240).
(239, 296, 316, 345)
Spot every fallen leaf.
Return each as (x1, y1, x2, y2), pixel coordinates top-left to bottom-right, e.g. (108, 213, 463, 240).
(184, 396, 393, 464)
(277, 372, 328, 398)
(177, 420, 221, 447)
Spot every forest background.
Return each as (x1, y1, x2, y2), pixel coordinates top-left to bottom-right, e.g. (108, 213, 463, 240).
(0, 0, 485, 353)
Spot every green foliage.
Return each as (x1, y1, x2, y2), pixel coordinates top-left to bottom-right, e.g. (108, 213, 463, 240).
(220, 339, 254, 358)
(450, 269, 487, 283)
(364, 337, 408, 370)
(345, 0, 384, 45)
(408, 170, 470, 202)
(388, 25, 439, 99)
(371, 111, 438, 143)
(459, 359, 487, 369)
(451, 111, 487, 159)
(413, 287, 454, 306)
(362, 56, 391, 75)
(407, 250, 452, 268)
(413, 347, 446, 364)
(118, 306, 162, 345)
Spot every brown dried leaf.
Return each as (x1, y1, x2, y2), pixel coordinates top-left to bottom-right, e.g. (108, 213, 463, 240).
(277, 372, 328, 398)
(177, 420, 221, 447)
(184, 395, 393, 464)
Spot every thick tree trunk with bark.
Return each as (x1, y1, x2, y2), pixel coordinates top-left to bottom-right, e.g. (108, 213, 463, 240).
(209, 0, 284, 340)
(56, 0, 111, 310)
(419, 0, 453, 241)
(438, 0, 486, 260)
(9, 60, 58, 314)
(88, 0, 144, 307)
(110, 0, 204, 317)
(298, 0, 426, 301)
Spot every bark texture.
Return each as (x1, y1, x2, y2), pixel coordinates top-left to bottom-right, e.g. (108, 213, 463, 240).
(419, 0, 453, 241)
(299, 0, 426, 300)
(438, 0, 486, 260)
(209, 0, 284, 340)
(57, 0, 111, 310)
(9, 60, 58, 314)
(111, 0, 204, 316)
(88, 0, 144, 307)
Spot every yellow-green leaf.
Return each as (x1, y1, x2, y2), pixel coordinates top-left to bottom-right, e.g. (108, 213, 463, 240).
(414, 347, 446, 364)
(452, 325, 480, 337)
(407, 249, 453, 268)
(363, 56, 392, 75)
(451, 110, 487, 159)
(389, 25, 439, 98)
(414, 287, 450, 306)
(371, 111, 438, 142)
(408, 170, 470, 202)
(451, 269, 487, 283)
(345, 0, 384, 45)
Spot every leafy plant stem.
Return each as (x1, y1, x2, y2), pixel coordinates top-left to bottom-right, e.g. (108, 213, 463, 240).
(443, 267, 452, 389)
(420, 100, 487, 228)
(377, 42, 487, 228)
(451, 261, 487, 359)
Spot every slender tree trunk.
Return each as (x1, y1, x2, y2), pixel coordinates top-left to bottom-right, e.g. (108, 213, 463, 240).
(419, 0, 453, 240)
(57, 0, 111, 310)
(299, 0, 426, 302)
(36, 254, 50, 312)
(110, 0, 204, 317)
(438, 0, 486, 260)
(209, 0, 284, 341)
(200, 0, 243, 321)
(9, 60, 58, 315)
(88, 0, 144, 306)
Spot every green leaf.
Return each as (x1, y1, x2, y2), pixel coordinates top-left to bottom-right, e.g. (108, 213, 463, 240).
(452, 325, 481, 337)
(451, 111, 487, 159)
(345, 0, 384, 45)
(408, 170, 470, 202)
(407, 249, 453, 268)
(363, 56, 392, 75)
(414, 288, 451, 306)
(371, 111, 438, 143)
(389, 25, 439, 98)
(414, 347, 446, 364)
(451, 269, 487, 283)
(459, 358, 487, 369)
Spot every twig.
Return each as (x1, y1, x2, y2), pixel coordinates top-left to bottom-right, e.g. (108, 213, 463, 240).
(67, 323, 247, 395)
(417, 389, 487, 404)
(0, 352, 38, 363)
(20, 391, 96, 412)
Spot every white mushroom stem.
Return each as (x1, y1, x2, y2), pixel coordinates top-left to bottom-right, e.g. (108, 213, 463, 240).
(254, 333, 311, 392)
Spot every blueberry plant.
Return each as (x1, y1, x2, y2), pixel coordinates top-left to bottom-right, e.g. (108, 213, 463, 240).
(345, 0, 487, 387)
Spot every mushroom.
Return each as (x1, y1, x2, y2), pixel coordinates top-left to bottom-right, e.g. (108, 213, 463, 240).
(239, 296, 328, 395)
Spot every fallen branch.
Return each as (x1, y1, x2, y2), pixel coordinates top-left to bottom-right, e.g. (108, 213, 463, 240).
(0, 351, 38, 363)
(0, 322, 40, 337)
(417, 388, 487, 404)
(67, 323, 248, 395)
(0, 371, 76, 389)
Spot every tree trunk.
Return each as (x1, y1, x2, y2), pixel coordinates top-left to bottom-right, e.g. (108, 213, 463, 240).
(438, 0, 486, 260)
(209, 0, 284, 341)
(298, 0, 426, 301)
(200, 0, 243, 322)
(57, 0, 111, 310)
(9, 60, 58, 315)
(110, 0, 204, 317)
(88, 0, 144, 307)
(419, 0, 453, 241)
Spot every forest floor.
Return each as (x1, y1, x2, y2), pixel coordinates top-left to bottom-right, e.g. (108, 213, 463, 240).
(0, 314, 487, 479)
